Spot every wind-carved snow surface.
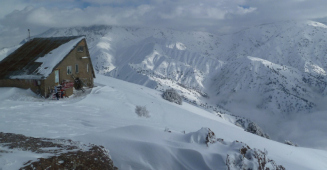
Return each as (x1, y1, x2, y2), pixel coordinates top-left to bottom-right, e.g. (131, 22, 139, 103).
(0, 75, 326, 169)
(5, 20, 327, 149)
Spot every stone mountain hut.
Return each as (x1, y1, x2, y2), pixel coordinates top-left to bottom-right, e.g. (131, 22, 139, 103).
(0, 36, 95, 98)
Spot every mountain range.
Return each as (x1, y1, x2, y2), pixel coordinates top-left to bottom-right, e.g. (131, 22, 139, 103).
(31, 20, 327, 116)
(1, 20, 327, 146)
(1, 20, 327, 169)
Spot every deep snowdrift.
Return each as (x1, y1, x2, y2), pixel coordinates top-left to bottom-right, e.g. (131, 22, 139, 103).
(0, 75, 327, 169)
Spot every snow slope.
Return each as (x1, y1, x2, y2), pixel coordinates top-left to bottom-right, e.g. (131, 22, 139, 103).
(0, 75, 327, 169)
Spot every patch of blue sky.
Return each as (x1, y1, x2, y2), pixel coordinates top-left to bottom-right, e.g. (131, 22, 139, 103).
(75, 0, 92, 8)
(239, 5, 251, 9)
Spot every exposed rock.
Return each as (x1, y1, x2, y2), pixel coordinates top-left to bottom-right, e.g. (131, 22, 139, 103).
(162, 88, 183, 105)
(226, 141, 286, 170)
(196, 128, 285, 170)
(235, 118, 270, 139)
(205, 128, 217, 146)
(0, 132, 117, 170)
(246, 122, 270, 139)
(284, 140, 298, 147)
(20, 145, 116, 170)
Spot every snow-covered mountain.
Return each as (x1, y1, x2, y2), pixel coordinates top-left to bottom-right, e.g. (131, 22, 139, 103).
(211, 21, 327, 114)
(2, 20, 327, 149)
(33, 20, 327, 116)
(1, 21, 327, 169)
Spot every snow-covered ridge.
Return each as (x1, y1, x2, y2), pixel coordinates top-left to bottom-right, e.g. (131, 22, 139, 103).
(210, 56, 322, 114)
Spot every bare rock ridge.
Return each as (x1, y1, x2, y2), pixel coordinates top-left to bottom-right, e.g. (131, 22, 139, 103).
(0, 132, 117, 170)
(192, 127, 285, 170)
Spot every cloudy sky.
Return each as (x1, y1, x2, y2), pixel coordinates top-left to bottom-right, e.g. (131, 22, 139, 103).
(1, 0, 327, 48)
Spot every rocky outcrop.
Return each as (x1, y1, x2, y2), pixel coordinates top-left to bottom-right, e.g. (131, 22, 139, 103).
(0, 132, 117, 170)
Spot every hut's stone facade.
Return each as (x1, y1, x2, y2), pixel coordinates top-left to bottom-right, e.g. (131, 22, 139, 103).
(0, 36, 95, 98)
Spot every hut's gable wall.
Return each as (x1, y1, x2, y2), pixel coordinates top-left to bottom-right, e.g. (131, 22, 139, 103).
(0, 37, 95, 98)
(43, 39, 94, 97)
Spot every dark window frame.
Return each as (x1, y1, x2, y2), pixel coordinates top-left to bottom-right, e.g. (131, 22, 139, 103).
(77, 46, 84, 52)
(75, 64, 79, 73)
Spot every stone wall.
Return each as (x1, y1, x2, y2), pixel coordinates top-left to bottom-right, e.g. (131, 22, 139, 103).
(0, 39, 95, 98)
(43, 39, 94, 97)
(0, 79, 43, 95)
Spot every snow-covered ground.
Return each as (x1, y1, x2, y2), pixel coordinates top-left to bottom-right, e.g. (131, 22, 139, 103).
(1, 75, 327, 169)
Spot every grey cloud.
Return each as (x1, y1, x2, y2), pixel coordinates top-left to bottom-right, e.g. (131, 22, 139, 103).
(1, 0, 327, 48)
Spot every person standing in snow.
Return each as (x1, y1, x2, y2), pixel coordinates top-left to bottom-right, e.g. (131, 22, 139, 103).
(54, 86, 59, 100)
(60, 86, 64, 98)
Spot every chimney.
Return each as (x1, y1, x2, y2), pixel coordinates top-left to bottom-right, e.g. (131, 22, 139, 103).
(28, 29, 30, 41)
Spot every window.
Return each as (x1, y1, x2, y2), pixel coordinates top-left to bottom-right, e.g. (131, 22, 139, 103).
(75, 64, 79, 73)
(87, 64, 89, 72)
(77, 46, 84, 52)
(67, 66, 72, 75)
(55, 70, 59, 84)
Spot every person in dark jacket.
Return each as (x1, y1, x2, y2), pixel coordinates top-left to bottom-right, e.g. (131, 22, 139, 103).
(60, 86, 64, 98)
(54, 86, 59, 100)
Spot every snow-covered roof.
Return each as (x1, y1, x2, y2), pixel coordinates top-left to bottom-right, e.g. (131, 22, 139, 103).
(0, 36, 85, 80)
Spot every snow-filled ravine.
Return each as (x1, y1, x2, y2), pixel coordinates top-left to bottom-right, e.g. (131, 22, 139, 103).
(0, 75, 327, 169)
